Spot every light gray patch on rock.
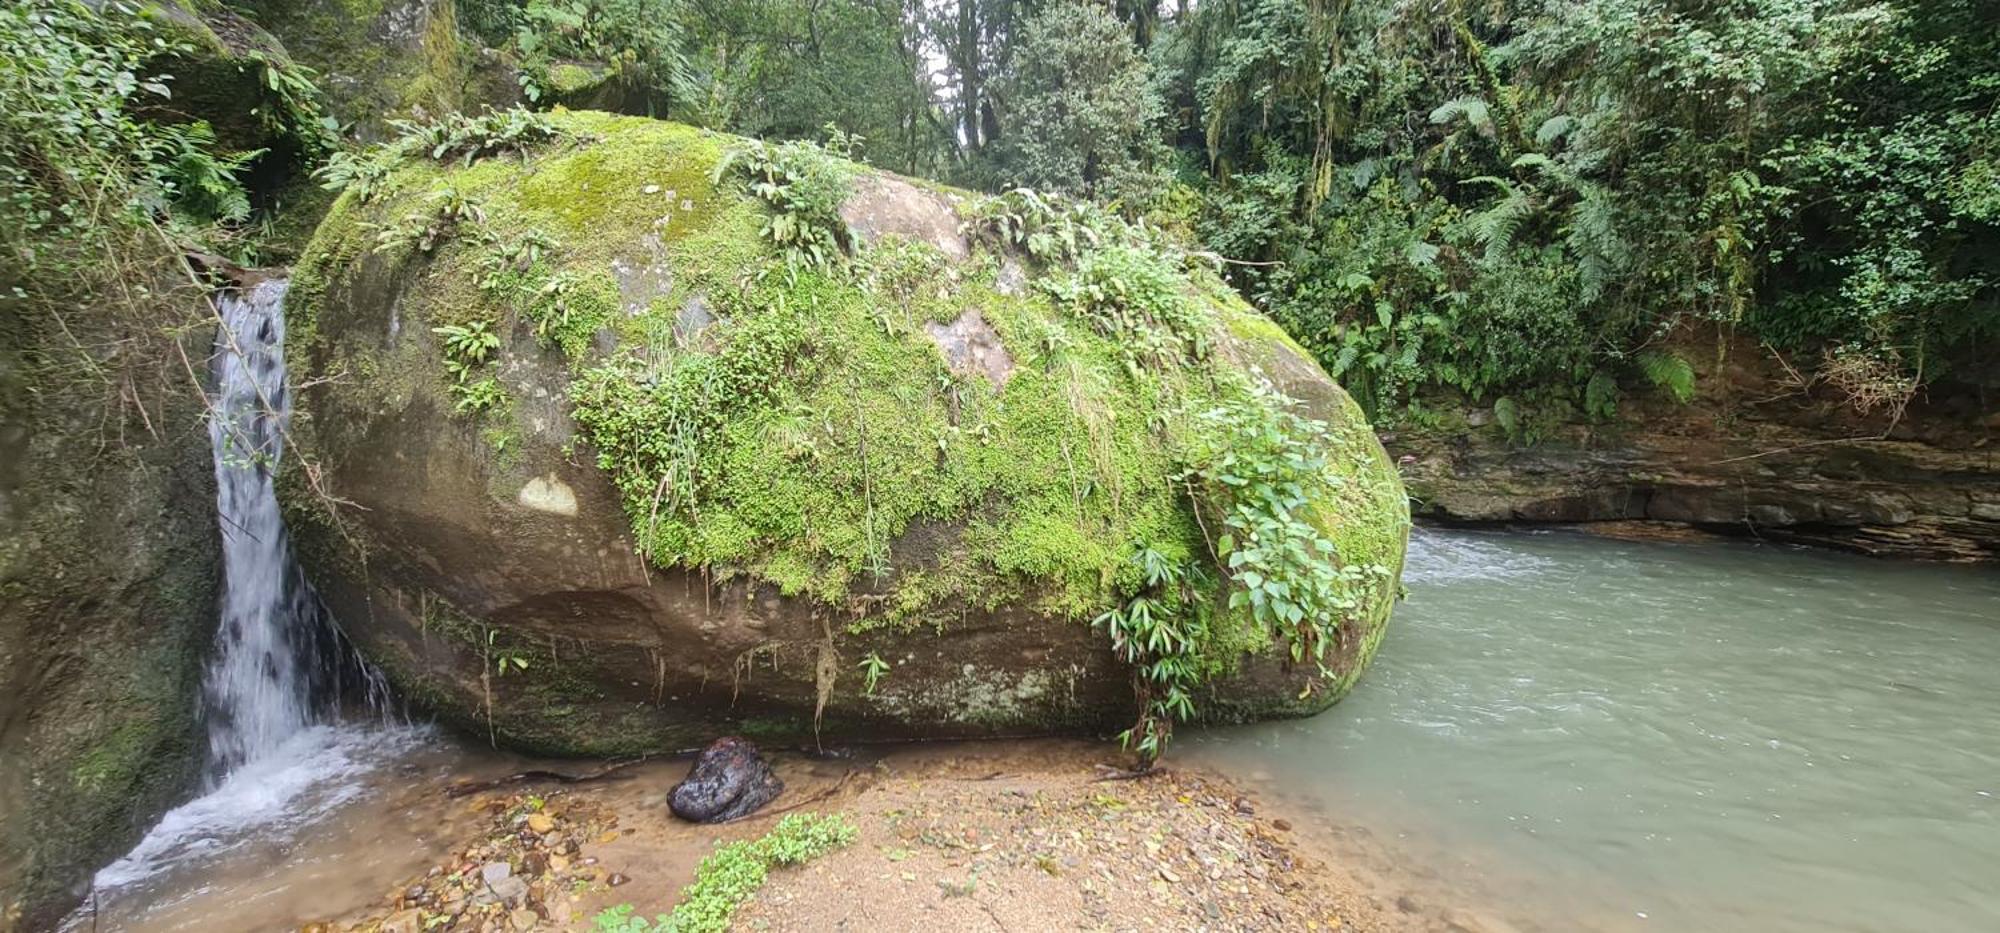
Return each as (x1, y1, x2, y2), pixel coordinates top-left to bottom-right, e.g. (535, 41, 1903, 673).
(925, 310, 1014, 388)
(610, 236, 674, 317)
(995, 258, 1027, 297)
(840, 173, 971, 261)
(677, 294, 716, 343)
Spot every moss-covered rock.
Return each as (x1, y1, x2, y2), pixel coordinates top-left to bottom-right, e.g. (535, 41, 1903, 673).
(285, 111, 1409, 755)
(230, 0, 519, 139)
(0, 278, 219, 932)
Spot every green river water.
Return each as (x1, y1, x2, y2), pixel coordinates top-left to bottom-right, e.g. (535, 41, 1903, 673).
(1189, 529, 2000, 932)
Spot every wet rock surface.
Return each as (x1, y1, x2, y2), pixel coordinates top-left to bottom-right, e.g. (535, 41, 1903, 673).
(668, 737, 784, 823)
(1391, 344, 2000, 561)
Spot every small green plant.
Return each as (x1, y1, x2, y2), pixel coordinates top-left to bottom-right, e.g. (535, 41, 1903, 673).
(857, 651, 891, 696)
(1180, 381, 1386, 671)
(476, 229, 560, 294)
(433, 319, 507, 413)
(453, 376, 507, 414)
(591, 812, 857, 933)
(386, 107, 570, 166)
(1046, 244, 1211, 372)
(1639, 351, 1697, 403)
(242, 49, 340, 154)
(489, 630, 531, 675)
(435, 319, 501, 373)
(370, 185, 488, 254)
(315, 146, 398, 202)
(1093, 545, 1210, 766)
(714, 138, 854, 273)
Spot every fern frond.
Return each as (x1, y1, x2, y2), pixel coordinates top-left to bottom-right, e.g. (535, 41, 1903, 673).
(1639, 351, 1697, 403)
(1534, 115, 1578, 148)
(1429, 96, 1496, 139)
(1468, 184, 1537, 264)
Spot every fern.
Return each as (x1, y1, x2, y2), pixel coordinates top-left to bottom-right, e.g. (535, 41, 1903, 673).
(1492, 395, 1522, 438)
(1430, 95, 1496, 139)
(1639, 351, 1697, 403)
(1584, 370, 1620, 420)
(1463, 177, 1537, 264)
(1534, 114, 1578, 148)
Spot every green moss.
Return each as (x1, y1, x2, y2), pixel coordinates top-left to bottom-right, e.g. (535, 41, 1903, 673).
(293, 112, 1409, 736)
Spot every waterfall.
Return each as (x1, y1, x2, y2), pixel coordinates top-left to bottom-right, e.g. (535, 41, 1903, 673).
(68, 281, 413, 912)
(201, 279, 389, 780)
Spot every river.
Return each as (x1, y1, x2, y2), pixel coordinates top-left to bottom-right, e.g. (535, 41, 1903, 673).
(79, 529, 2000, 931)
(1188, 528, 2000, 932)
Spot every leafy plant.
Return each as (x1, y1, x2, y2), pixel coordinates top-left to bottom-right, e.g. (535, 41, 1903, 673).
(1093, 546, 1209, 766)
(384, 107, 572, 166)
(370, 185, 488, 254)
(714, 137, 854, 273)
(857, 651, 890, 696)
(433, 319, 507, 413)
(315, 146, 398, 202)
(1180, 382, 1385, 671)
(1639, 351, 1697, 404)
(592, 812, 857, 933)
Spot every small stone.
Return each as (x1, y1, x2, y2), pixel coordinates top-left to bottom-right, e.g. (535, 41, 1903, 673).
(490, 876, 529, 904)
(1272, 819, 1292, 832)
(548, 854, 571, 873)
(642, 184, 661, 195)
(510, 908, 539, 930)
(608, 872, 630, 887)
(526, 813, 556, 834)
(481, 861, 512, 886)
(380, 914, 422, 933)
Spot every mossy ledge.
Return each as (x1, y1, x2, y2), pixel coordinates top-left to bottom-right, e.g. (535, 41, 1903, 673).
(284, 110, 1409, 753)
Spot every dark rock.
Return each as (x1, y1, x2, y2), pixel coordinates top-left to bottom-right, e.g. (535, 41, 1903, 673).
(669, 737, 784, 823)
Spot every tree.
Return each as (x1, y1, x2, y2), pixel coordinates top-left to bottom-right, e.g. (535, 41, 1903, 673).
(984, 0, 1169, 202)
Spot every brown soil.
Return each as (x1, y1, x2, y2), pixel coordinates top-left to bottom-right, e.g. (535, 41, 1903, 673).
(325, 740, 1469, 933)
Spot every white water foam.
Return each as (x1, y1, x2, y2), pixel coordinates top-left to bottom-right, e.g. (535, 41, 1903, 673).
(91, 725, 428, 894)
(1401, 528, 1552, 584)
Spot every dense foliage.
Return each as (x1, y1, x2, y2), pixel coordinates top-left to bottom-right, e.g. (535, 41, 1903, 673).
(1160, 0, 1999, 421)
(448, 0, 1996, 426)
(3, 1, 247, 288)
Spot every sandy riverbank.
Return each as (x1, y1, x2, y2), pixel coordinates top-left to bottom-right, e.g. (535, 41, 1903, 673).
(309, 739, 1515, 933)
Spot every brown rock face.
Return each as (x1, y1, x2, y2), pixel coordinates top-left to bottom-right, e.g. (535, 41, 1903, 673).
(1391, 344, 1999, 561)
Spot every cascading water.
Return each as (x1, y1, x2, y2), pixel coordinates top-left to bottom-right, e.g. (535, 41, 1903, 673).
(72, 281, 415, 914)
(202, 278, 395, 778)
(203, 278, 326, 776)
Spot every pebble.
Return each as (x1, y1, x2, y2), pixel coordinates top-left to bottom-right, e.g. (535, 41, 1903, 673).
(488, 876, 529, 904)
(480, 862, 512, 886)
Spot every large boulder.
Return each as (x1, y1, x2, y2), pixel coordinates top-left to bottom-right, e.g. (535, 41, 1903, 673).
(283, 111, 1409, 755)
